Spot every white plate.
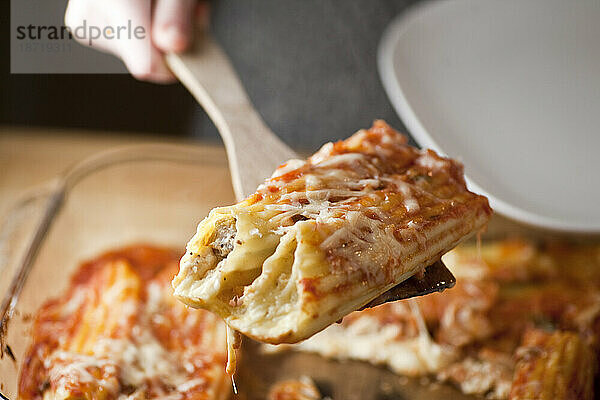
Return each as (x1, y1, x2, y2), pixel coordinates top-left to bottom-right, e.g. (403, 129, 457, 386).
(378, 0, 600, 233)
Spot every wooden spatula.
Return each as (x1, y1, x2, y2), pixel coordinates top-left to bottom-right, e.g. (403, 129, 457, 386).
(165, 33, 455, 307)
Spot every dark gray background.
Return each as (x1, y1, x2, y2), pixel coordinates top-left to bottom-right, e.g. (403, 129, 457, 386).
(1, 0, 419, 151)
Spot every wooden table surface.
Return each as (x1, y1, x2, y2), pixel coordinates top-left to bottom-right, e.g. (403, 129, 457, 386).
(0, 126, 227, 221)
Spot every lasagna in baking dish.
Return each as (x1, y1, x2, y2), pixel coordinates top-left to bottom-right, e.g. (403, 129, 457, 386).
(283, 239, 600, 399)
(173, 120, 492, 344)
(19, 245, 229, 400)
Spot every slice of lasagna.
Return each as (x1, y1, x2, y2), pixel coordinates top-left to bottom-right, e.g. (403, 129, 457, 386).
(172, 121, 492, 344)
(19, 245, 230, 400)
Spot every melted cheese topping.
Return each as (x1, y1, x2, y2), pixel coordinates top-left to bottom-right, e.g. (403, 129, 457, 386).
(225, 326, 241, 380)
(272, 300, 457, 376)
(250, 122, 488, 285)
(19, 246, 229, 400)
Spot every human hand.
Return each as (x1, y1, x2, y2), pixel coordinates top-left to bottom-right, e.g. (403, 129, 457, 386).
(65, 0, 206, 83)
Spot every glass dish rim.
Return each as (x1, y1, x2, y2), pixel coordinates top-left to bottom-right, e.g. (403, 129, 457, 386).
(0, 143, 229, 367)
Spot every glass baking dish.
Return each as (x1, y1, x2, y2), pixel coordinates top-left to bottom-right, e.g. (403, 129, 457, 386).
(0, 141, 588, 400)
(0, 143, 236, 399)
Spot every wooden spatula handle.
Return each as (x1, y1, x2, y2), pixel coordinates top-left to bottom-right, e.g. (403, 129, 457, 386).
(166, 34, 298, 200)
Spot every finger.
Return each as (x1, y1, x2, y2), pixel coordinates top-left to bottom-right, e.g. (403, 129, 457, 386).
(152, 0, 196, 53)
(122, 45, 177, 84)
(64, 0, 112, 52)
(65, 0, 176, 83)
(110, 0, 177, 83)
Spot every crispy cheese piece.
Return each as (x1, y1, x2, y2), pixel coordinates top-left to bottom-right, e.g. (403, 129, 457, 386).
(510, 329, 595, 400)
(173, 121, 492, 344)
(268, 377, 323, 400)
(19, 245, 229, 400)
